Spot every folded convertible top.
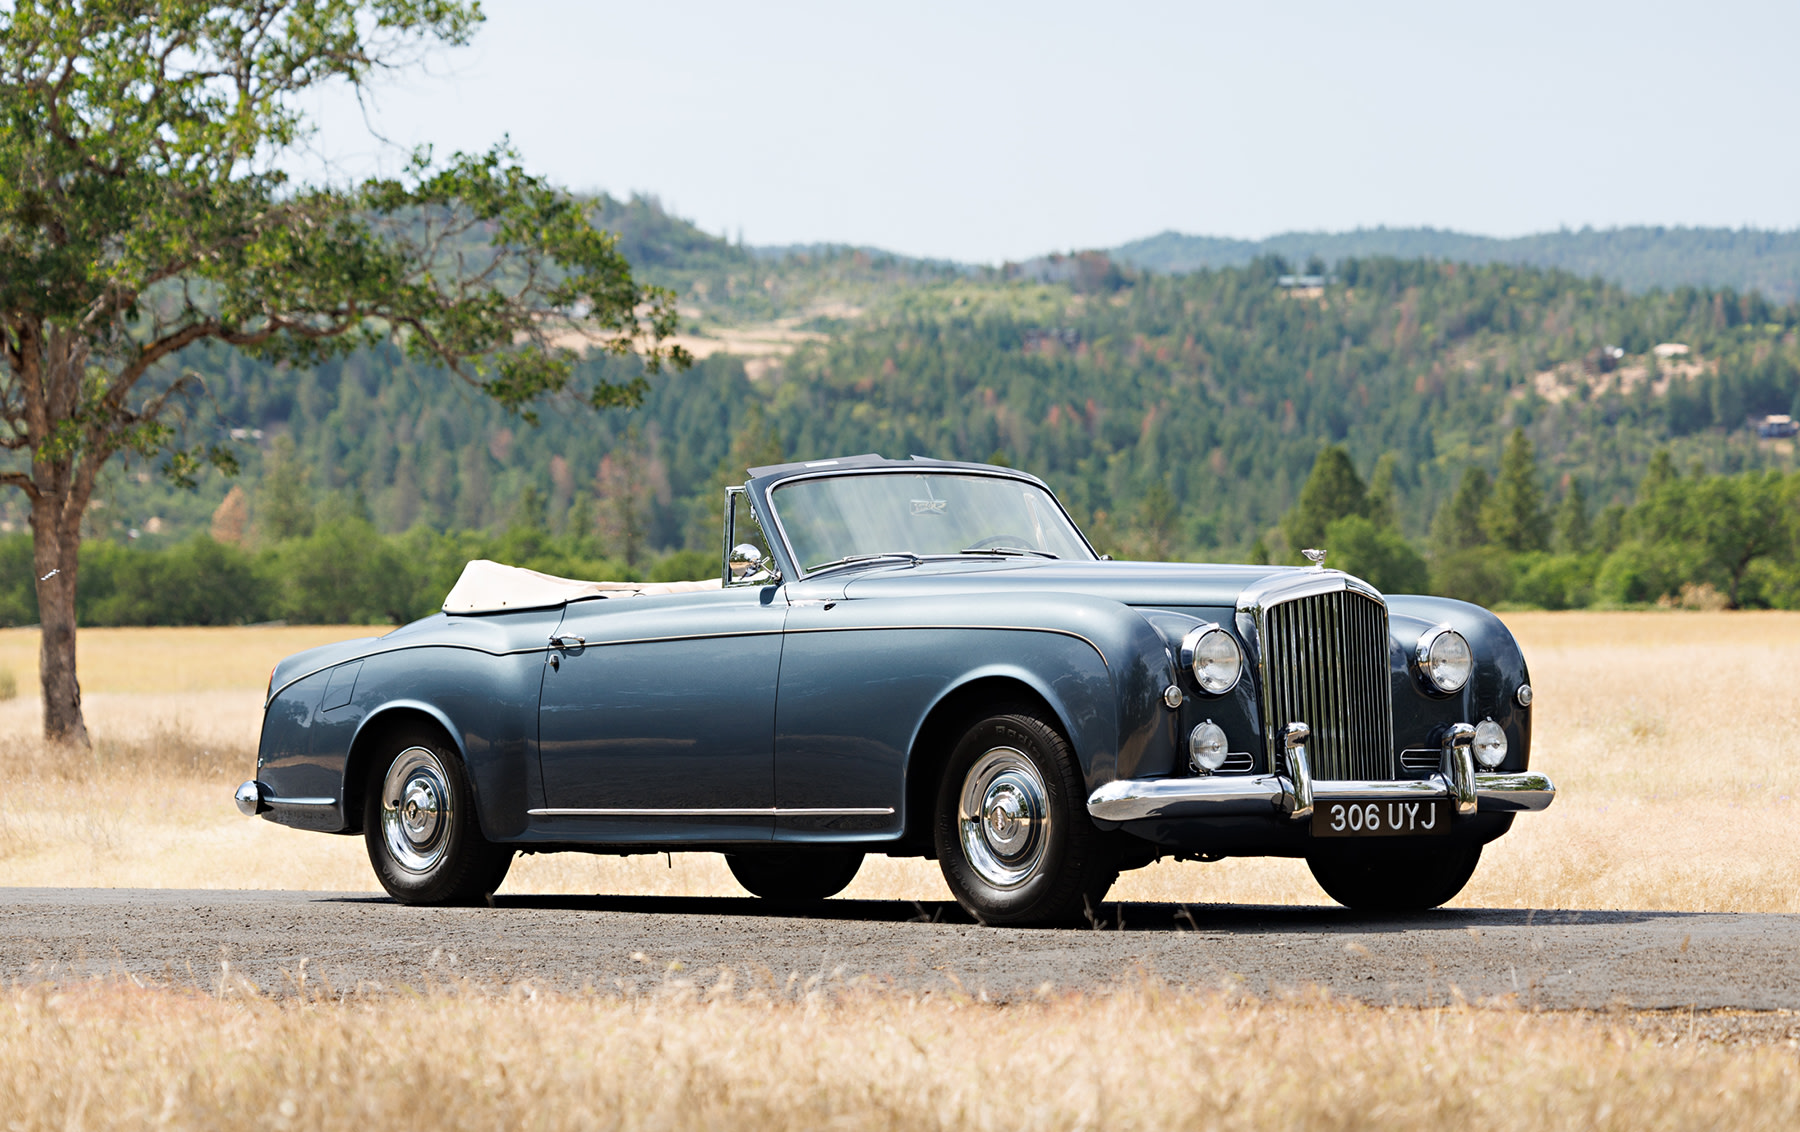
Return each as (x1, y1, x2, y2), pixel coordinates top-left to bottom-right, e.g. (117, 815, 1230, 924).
(442, 559, 722, 614)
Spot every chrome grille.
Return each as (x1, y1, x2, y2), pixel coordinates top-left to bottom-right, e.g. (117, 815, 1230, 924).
(1259, 589, 1395, 780)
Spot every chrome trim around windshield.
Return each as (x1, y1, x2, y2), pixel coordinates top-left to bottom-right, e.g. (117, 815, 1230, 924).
(756, 465, 1100, 580)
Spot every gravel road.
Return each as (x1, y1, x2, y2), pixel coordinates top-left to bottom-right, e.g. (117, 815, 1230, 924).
(3, 888, 1797, 1009)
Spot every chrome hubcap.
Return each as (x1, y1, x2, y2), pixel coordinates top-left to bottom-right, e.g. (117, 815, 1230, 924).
(381, 747, 453, 874)
(958, 746, 1051, 889)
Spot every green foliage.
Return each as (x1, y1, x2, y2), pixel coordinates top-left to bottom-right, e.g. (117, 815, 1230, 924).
(1484, 429, 1548, 552)
(1511, 553, 1601, 611)
(1432, 469, 1493, 556)
(1322, 515, 1427, 594)
(0, 525, 710, 628)
(1282, 447, 1367, 558)
(81, 537, 271, 626)
(1431, 548, 1513, 607)
(0, 1, 689, 736)
(1554, 481, 1592, 554)
(649, 550, 715, 582)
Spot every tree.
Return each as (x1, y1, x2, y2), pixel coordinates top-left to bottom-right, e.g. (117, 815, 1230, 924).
(1365, 452, 1400, 530)
(254, 435, 314, 543)
(1483, 428, 1548, 552)
(596, 427, 653, 568)
(1634, 470, 1791, 609)
(1431, 467, 1492, 555)
(1130, 481, 1181, 560)
(1324, 514, 1428, 594)
(1554, 480, 1591, 554)
(1282, 445, 1366, 556)
(0, 2, 686, 744)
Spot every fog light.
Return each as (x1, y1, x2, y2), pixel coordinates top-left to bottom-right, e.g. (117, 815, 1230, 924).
(1189, 721, 1228, 773)
(1472, 719, 1507, 769)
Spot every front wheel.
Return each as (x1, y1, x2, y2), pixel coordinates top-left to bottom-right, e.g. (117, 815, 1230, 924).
(363, 731, 513, 905)
(725, 850, 863, 905)
(934, 707, 1116, 926)
(1307, 842, 1482, 912)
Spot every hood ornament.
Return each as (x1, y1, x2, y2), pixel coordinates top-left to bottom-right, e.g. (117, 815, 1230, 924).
(1302, 548, 1327, 570)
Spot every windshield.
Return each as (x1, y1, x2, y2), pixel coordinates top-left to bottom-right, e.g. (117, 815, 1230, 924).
(770, 472, 1095, 573)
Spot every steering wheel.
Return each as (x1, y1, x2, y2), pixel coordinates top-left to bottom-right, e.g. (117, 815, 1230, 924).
(964, 534, 1037, 551)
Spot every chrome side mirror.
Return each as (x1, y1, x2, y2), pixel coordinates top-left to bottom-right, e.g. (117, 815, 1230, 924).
(728, 543, 778, 584)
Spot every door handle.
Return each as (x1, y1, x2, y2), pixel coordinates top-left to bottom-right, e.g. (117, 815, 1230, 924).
(550, 634, 586, 649)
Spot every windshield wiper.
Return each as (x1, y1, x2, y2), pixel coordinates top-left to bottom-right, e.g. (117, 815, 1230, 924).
(806, 551, 923, 574)
(959, 546, 1059, 559)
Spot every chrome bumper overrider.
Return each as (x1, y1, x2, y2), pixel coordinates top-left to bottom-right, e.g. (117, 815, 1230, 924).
(1086, 724, 1555, 823)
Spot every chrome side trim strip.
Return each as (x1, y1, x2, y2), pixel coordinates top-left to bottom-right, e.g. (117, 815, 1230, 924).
(527, 806, 896, 817)
(265, 795, 338, 808)
(1086, 770, 1555, 823)
(271, 625, 1108, 704)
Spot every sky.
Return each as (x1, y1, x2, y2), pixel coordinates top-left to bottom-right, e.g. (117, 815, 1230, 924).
(294, 0, 1800, 264)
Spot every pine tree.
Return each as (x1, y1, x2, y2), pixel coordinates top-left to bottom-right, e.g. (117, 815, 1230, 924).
(1432, 467, 1493, 554)
(1641, 450, 1677, 497)
(1282, 446, 1367, 556)
(1366, 453, 1400, 530)
(254, 437, 315, 544)
(1483, 428, 1548, 552)
(1555, 481, 1591, 554)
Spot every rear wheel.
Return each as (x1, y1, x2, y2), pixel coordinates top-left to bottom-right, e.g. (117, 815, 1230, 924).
(934, 707, 1116, 926)
(363, 730, 513, 905)
(725, 850, 863, 905)
(1307, 842, 1482, 912)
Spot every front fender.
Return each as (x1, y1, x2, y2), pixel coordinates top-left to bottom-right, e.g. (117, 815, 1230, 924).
(1386, 595, 1533, 772)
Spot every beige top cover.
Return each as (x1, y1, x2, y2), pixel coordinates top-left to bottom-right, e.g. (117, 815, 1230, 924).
(441, 558, 723, 614)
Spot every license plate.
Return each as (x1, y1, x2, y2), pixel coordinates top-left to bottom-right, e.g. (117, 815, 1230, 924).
(1311, 798, 1451, 837)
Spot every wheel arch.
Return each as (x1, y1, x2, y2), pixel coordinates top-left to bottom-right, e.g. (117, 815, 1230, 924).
(342, 701, 469, 836)
(900, 670, 1077, 854)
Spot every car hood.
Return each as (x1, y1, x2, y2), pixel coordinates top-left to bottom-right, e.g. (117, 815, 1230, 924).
(837, 558, 1318, 609)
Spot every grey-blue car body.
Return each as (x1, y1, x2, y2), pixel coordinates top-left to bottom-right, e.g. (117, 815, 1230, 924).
(242, 455, 1552, 923)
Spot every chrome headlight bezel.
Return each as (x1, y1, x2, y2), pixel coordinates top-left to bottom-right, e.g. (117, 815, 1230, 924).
(1414, 623, 1472, 694)
(1180, 624, 1243, 695)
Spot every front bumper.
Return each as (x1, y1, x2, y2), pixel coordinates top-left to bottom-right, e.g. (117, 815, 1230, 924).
(1087, 722, 1555, 823)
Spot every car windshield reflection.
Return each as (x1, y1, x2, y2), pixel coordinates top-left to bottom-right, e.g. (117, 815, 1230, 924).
(770, 473, 1094, 574)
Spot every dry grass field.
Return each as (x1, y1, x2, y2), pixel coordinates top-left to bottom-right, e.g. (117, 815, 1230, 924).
(2, 613, 1797, 911)
(3, 979, 1799, 1132)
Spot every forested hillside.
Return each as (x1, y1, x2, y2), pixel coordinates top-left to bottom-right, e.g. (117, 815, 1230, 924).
(5, 198, 1800, 624)
(1111, 227, 1800, 304)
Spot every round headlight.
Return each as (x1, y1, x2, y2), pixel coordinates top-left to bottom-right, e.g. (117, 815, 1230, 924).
(1472, 719, 1507, 768)
(1189, 720, 1228, 773)
(1182, 625, 1242, 694)
(1416, 625, 1472, 693)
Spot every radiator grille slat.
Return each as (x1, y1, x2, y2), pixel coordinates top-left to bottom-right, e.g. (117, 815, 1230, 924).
(1259, 589, 1394, 780)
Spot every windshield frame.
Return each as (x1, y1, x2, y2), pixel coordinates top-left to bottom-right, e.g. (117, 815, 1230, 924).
(758, 466, 1100, 580)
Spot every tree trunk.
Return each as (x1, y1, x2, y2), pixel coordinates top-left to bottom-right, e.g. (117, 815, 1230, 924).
(30, 493, 88, 748)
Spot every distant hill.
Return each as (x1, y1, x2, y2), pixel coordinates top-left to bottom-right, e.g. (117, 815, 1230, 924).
(1110, 226, 1800, 303)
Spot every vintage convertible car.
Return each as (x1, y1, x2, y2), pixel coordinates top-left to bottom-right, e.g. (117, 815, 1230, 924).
(237, 454, 1553, 925)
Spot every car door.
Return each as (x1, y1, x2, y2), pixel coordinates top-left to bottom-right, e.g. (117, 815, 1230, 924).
(535, 584, 786, 842)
